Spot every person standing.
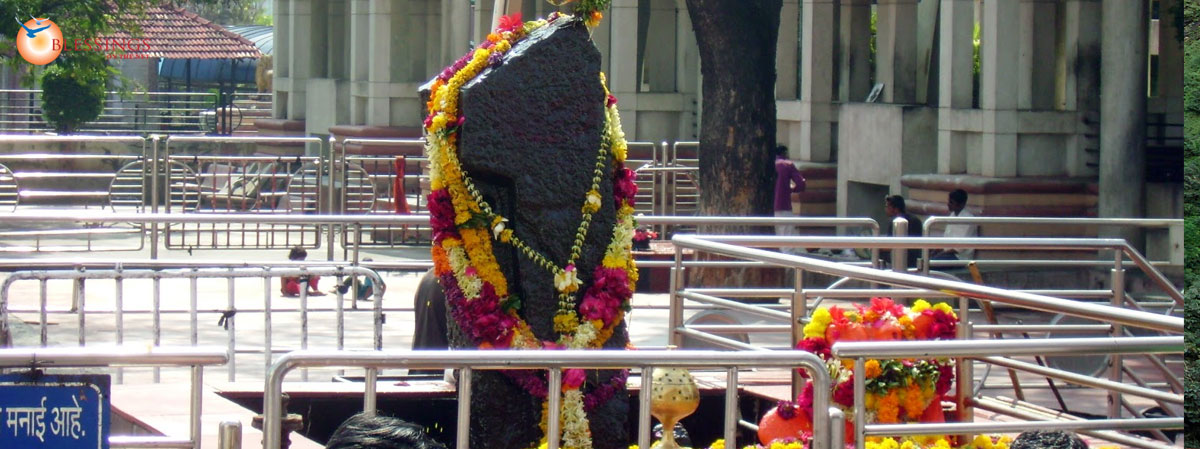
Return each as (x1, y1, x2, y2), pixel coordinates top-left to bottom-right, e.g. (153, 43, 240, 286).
(773, 145, 806, 254)
(931, 189, 978, 260)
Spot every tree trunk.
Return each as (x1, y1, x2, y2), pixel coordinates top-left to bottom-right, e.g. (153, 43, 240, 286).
(685, 0, 783, 287)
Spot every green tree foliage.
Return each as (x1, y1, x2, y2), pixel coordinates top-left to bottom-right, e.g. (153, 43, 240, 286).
(176, 0, 270, 26)
(1184, 1, 1198, 447)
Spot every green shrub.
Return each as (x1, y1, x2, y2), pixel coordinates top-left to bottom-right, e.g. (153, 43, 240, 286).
(40, 63, 106, 134)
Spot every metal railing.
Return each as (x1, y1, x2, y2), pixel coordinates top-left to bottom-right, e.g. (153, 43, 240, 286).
(263, 349, 834, 449)
(0, 266, 385, 383)
(833, 337, 1183, 449)
(668, 235, 1183, 448)
(331, 138, 430, 250)
(0, 90, 271, 135)
(0, 346, 228, 449)
(920, 216, 1184, 270)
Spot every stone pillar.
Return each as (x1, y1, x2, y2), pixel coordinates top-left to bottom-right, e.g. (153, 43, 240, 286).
(839, 0, 872, 102)
(286, 0, 314, 119)
(676, 0, 700, 138)
(777, 0, 799, 100)
(441, 0, 472, 67)
(978, 0, 1019, 177)
(799, 0, 836, 161)
(876, 0, 919, 104)
(1057, 0, 1100, 177)
(272, 0, 291, 118)
(1018, 0, 1056, 110)
(644, 0, 676, 92)
(349, 0, 369, 124)
(328, 0, 348, 79)
(609, 0, 640, 138)
(937, 0, 975, 174)
(1099, 0, 1147, 232)
(365, 0, 393, 126)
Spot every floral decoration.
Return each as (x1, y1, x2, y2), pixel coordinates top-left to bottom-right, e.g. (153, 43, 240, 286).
(424, 10, 634, 449)
(764, 298, 959, 447)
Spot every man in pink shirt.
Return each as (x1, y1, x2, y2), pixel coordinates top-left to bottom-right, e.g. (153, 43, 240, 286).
(774, 145, 806, 254)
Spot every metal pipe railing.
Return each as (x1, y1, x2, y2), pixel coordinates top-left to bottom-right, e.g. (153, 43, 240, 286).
(833, 337, 1183, 449)
(0, 346, 227, 449)
(676, 235, 1183, 330)
(263, 349, 831, 449)
(0, 267, 384, 382)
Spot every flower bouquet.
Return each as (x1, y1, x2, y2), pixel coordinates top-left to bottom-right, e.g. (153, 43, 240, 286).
(758, 298, 959, 446)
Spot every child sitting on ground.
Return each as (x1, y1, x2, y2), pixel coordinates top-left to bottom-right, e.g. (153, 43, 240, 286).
(333, 258, 385, 300)
(281, 246, 323, 297)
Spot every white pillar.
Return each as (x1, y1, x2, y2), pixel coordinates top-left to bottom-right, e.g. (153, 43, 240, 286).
(937, 0, 974, 174)
(610, 0, 640, 138)
(839, 0, 872, 102)
(365, 0, 393, 126)
(876, 0, 919, 104)
(1099, 0, 1147, 226)
(979, 0, 1019, 177)
(441, 0, 472, 67)
(1018, 0, 1056, 110)
(272, 0, 291, 118)
(286, 0, 314, 119)
(777, 0, 799, 100)
(799, 0, 836, 161)
(350, 0, 369, 124)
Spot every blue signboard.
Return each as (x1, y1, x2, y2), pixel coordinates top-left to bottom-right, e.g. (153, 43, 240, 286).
(0, 373, 110, 449)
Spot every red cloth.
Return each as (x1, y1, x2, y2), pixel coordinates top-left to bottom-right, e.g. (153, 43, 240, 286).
(393, 156, 410, 214)
(281, 276, 320, 296)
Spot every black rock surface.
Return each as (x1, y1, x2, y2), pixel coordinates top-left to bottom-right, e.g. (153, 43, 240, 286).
(441, 17, 629, 449)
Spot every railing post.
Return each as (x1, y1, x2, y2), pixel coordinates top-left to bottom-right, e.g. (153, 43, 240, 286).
(1110, 251, 1125, 419)
(668, 245, 684, 348)
(150, 135, 160, 259)
(791, 267, 805, 399)
(891, 217, 908, 272)
(218, 421, 241, 449)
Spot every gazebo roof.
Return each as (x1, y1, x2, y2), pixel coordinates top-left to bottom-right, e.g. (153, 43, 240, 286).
(108, 4, 261, 60)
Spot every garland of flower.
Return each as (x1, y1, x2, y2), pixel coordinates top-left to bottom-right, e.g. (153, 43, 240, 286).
(424, 10, 636, 449)
(703, 434, 1014, 449)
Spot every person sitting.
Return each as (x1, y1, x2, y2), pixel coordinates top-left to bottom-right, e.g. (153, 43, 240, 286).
(325, 413, 446, 449)
(334, 258, 384, 300)
(930, 189, 978, 261)
(281, 246, 323, 297)
(882, 195, 923, 269)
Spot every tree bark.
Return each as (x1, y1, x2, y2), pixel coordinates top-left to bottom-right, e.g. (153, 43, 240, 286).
(685, 0, 783, 287)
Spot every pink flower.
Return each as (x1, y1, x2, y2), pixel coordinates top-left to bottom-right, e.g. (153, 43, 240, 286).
(580, 267, 630, 326)
(795, 382, 814, 420)
(564, 369, 586, 390)
(796, 337, 831, 360)
(776, 400, 798, 420)
(936, 363, 954, 395)
(606, 94, 618, 107)
(612, 167, 637, 205)
(427, 189, 458, 239)
(832, 376, 855, 407)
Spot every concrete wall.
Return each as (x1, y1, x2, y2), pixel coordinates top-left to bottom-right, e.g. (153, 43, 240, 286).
(837, 103, 936, 218)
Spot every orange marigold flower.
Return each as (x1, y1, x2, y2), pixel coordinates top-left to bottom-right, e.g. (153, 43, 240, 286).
(865, 359, 882, 379)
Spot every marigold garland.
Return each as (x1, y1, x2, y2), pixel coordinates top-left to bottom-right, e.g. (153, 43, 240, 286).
(424, 11, 633, 449)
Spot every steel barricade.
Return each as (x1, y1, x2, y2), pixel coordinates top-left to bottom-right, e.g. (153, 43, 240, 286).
(920, 217, 1185, 272)
(0, 135, 149, 253)
(0, 346, 228, 449)
(263, 349, 833, 449)
(158, 136, 326, 252)
(0, 266, 385, 383)
(332, 138, 430, 251)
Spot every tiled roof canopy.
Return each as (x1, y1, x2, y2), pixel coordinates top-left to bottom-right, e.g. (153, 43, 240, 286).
(106, 4, 261, 60)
